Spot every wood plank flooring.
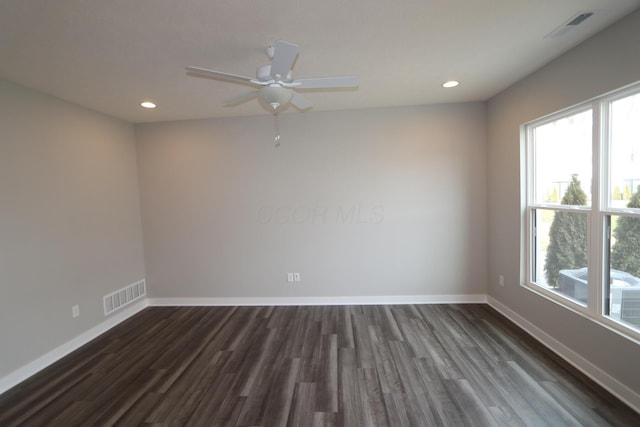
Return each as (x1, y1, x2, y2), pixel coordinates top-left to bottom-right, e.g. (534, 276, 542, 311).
(1, 304, 639, 426)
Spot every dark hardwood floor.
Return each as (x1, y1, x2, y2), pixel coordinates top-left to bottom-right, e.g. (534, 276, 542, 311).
(1, 304, 639, 426)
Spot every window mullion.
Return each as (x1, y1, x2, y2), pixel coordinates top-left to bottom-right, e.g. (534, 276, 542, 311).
(588, 102, 603, 315)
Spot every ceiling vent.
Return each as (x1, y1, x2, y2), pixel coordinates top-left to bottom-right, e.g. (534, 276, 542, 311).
(545, 12, 594, 38)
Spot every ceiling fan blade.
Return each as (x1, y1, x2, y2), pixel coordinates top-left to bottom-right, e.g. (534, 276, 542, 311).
(225, 90, 258, 106)
(270, 40, 299, 79)
(290, 92, 313, 111)
(294, 76, 360, 89)
(186, 66, 258, 85)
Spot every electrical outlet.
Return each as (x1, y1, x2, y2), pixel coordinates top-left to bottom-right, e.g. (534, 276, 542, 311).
(498, 275, 505, 287)
(294, 272, 300, 282)
(287, 273, 294, 282)
(72, 304, 80, 318)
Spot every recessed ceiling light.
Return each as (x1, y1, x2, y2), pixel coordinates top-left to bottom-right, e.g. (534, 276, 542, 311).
(140, 101, 157, 109)
(442, 80, 459, 88)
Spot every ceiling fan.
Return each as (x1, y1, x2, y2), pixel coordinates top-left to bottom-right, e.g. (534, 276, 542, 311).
(186, 40, 359, 113)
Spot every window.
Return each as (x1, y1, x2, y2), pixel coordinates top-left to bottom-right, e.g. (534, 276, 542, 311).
(524, 83, 640, 336)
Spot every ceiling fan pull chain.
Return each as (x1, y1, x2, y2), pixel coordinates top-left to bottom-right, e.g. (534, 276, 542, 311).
(274, 112, 281, 147)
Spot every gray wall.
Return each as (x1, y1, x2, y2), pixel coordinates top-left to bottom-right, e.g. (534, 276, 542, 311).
(136, 104, 487, 299)
(0, 79, 146, 378)
(487, 10, 640, 395)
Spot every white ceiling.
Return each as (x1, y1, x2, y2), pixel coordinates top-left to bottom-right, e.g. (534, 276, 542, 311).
(1, 0, 639, 123)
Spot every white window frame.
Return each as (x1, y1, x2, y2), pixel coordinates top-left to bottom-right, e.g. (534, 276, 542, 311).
(522, 81, 640, 343)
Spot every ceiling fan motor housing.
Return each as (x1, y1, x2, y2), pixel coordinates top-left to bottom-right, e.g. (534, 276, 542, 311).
(256, 65, 272, 81)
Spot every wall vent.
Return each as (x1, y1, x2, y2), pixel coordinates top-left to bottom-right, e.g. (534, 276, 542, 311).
(104, 280, 146, 316)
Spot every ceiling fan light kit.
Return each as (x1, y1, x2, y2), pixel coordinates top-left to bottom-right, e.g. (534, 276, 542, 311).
(259, 85, 293, 111)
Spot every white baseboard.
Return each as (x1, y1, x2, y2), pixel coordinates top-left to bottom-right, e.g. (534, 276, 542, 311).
(147, 294, 488, 307)
(0, 299, 148, 395)
(487, 296, 640, 413)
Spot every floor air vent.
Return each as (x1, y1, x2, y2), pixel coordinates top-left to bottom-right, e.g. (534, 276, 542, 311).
(104, 280, 146, 315)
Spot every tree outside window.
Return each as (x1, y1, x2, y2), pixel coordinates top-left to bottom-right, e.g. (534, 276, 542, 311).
(544, 174, 588, 287)
(611, 186, 640, 277)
